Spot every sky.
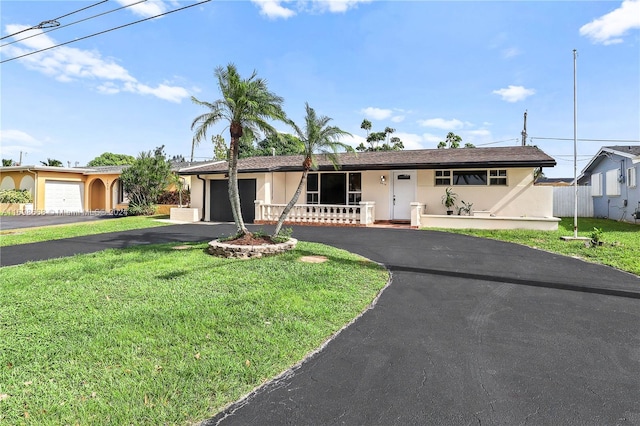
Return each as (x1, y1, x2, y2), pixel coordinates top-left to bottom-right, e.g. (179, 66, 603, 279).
(1, 0, 639, 178)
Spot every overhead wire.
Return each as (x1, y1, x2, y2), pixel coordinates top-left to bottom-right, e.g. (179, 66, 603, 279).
(1, 0, 148, 48)
(1, 0, 212, 64)
(0, 0, 109, 40)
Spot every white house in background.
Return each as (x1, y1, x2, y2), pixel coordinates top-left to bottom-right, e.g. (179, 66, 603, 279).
(577, 145, 640, 223)
(179, 146, 559, 230)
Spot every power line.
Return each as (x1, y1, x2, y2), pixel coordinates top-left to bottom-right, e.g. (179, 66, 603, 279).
(0, 0, 109, 41)
(1, 0, 147, 48)
(1, 0, 211, 64)
(475, 138, 519, 147)
(531, 137, 640, 143)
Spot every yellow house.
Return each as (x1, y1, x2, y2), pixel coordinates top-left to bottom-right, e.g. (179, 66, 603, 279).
(0, 165, 129, 213)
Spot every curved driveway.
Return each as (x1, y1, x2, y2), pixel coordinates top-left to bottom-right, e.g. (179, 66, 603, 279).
(2, 224, 639, 425)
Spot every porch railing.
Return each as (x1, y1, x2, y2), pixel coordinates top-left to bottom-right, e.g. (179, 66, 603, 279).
(255, 201, 375, 226)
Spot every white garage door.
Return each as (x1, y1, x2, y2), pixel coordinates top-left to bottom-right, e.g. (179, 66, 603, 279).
(45, 181, 84, 213)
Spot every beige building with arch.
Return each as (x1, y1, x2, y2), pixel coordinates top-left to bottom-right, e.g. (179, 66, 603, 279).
(0, 165, 129, 213)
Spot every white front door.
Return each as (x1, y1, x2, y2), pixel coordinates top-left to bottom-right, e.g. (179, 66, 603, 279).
(392, 171, 415, 220)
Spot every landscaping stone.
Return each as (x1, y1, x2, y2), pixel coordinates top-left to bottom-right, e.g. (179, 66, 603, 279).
(208, 238, 297, 259)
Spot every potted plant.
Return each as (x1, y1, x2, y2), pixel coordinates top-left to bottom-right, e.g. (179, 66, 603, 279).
(590, 227, 604, 247)
(457, 200, 473, 216)
(441, 187, 457, 215)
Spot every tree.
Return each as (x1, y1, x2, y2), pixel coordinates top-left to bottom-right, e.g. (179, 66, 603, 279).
(254, 133, 304, 157)
(119, 146, 171, 215)
(171, 155, 186, 162)
(212, 135, 228, 160)
(272, 103, 352, 237)
(40, 158, 63, 167)
(191, 63, 288, 236)
(87, 152, 135, 167)
(437, 132, 475, 149)
(2, 159, 14, 167)
(356, 120, 404, 151)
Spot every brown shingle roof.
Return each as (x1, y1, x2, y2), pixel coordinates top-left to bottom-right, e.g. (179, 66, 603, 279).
(179, 146, 555, 175)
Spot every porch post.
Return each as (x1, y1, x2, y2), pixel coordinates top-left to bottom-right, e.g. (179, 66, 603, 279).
(255, 200, 264, 221)
(410, 202, 424, 228)
(359, 201, 375, 226)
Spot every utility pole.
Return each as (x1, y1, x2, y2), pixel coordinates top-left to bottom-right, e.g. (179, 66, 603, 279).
(521, 110, 528, 146)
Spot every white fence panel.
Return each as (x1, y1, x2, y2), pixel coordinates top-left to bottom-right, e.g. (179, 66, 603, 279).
(553, 186, 593, 217)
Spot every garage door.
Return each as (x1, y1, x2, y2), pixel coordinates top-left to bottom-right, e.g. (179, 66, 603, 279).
(45, 181, 84, 213)
(210, 179, 256, 223)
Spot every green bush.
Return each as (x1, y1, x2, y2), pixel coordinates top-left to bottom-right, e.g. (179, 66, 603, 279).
(0, 189, 33, 203)
(157, 189, 190, 205)
(126, 203, 157, 216)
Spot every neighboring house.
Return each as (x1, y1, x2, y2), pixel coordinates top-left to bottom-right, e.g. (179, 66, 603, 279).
(179, 146, 557, 226)
(577, 145, 640, 222)
(0, 161, 210, 213)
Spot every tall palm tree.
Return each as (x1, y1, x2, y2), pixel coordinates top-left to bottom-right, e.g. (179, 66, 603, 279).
(272, 103, 352, 237)
(191, 64, 288, 236)
(40, 158, 63, 167)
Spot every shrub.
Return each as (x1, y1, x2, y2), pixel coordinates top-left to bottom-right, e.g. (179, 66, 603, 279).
(157, 189, 191, 205)
(126, 204, 157, 216)
(0, 189, 33, 203)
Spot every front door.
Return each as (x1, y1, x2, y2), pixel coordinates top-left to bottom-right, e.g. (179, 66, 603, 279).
(392, 171, 415, 221)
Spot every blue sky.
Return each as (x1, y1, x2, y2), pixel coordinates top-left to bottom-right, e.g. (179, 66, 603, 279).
(1, 0, 639, 178)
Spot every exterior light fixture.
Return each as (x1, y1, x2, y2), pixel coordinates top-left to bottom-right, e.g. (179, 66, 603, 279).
(380, 175, 386, 185)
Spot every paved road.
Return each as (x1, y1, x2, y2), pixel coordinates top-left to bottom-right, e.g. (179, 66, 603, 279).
(0, 212, 118, 230)
(2, 224, 639, 425)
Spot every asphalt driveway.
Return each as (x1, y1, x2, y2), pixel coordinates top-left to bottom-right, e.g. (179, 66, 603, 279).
(1, 224, 639, 425)
(0, 212, 118, 230)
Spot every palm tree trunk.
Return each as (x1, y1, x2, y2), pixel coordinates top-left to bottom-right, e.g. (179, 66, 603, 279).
(273, 169, 308, 237)
(228, 135, 248, 236)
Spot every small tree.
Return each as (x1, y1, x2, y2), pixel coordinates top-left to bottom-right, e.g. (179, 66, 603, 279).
(437, 132, 475, 149)
(356, 120, 403, 151)
(2, 159, 14, 167)
(212, 135, 228, 160)
(87, 152, 135, 166)
(120, 146, 171, 215)
(272, 103, 352, 237)
(40, 158, 63, 167)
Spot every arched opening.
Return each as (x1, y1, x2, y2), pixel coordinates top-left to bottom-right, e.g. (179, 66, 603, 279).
(90, 179, 106, 211)
(1, 176, 15, 190)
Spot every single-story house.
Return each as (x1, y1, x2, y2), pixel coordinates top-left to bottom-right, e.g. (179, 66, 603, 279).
(0, 161, 207, 214)
(577, 145, 640, 222)
(179, 146, 560, 230)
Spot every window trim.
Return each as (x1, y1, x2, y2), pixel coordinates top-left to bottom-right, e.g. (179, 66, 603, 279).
(435, 169, 507, 186)
(306, 172, 362, 205)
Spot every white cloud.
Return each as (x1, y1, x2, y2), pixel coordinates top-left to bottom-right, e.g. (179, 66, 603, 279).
(492, 85, 535, 103)
(1, 25, 190, 103)
(580, 0, 640, 45)
(391, 115, 405, 123)
(421, 133, 443, 144)
(417, 118, 465, 130)
(114, 0, 169, 18)
(502, 47, 521, 59)
(0, 130, 44, 158)
(252, 0, 296, 19)
(251, 0, 370, 19)
(393, 132, 425, 150)
(361, 107, 393, 120)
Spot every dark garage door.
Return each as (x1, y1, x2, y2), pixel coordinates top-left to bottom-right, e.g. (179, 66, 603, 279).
(210, 179, 256, 223)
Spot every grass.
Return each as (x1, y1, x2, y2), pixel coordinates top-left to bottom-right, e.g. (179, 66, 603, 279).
(0, 242, 388, 425)
(0, 215, 171, 247)
(424, 217, 640, 276)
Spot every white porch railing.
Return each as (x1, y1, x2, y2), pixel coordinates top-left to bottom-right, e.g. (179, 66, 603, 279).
(255, 201, 375, 226)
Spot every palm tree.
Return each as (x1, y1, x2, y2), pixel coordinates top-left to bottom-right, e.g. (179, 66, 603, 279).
(40, 158, 63, 166)
(272, 103, 352, 237)
(191, 64, 288, 236)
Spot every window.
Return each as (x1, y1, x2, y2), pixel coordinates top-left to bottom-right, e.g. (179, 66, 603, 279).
(306, 173, 319, 204)
(489, 170, 507, 185)
(453, 170, 487, 185)
(605, 169, 621, 196)
(627, 167, 637, 188)
(307, 172, 361, 205)
(348, 173, 362, 205)
(591, 173, 602, 196)
(117, 180, 129, 204)
(435, 170, 451, 186)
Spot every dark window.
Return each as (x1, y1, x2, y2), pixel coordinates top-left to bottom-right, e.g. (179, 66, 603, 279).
(489, 170, 507, 185)
(435, 170, 451, 186)
(453, 170, 487, 185)
(321, 173, 346, 204)
(349, 173, 361, 191)
(307, 173, 318, 191)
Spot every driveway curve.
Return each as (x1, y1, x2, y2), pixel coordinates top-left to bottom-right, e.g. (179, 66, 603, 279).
(1, 224, 639, 425)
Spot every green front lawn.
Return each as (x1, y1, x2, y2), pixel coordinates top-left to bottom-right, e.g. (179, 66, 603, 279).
(0, 215, 171, 247)
(0, 242, 388, 425)
(425, 217, 640, 276)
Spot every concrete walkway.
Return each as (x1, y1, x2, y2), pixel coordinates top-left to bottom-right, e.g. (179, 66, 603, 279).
(1, 223, 639, 425)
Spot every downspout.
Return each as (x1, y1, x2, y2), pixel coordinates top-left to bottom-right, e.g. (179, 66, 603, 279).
(197, 175, 206, 221)
(24, 168, 37, 211)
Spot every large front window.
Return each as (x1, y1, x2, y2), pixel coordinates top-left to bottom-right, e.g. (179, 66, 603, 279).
(435, 169, 507, 186)
(307, 172, 361, 205)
